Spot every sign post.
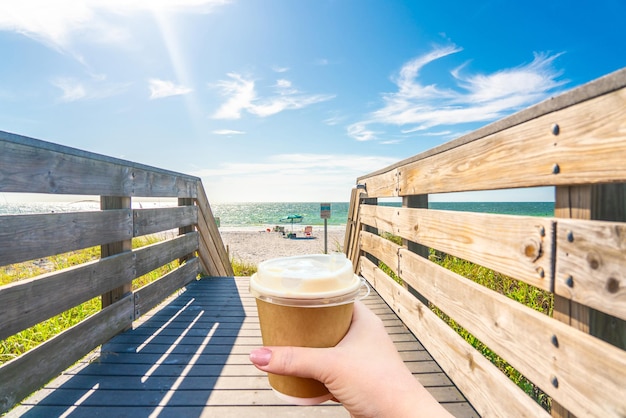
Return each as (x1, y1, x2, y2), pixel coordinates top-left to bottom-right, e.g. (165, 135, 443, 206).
(320, 203, 331, 254)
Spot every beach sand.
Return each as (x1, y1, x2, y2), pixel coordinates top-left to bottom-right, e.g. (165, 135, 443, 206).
(219, 226, 346, 265)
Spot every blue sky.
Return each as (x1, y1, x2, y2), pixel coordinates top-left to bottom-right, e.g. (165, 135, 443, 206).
(1, 0, 625, 202)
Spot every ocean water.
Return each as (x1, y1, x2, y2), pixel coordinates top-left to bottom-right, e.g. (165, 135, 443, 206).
(0, 201, 554, 227)
(212, 201, 554, 227)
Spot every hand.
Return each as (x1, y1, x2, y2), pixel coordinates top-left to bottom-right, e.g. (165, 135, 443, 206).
(249, 300, 453, 417)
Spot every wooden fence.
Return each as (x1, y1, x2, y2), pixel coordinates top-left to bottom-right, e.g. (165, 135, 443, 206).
(344, 67, 626, 417)
(0, 131, 233, 414)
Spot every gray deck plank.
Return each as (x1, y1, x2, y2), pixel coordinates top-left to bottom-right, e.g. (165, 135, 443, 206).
(8, 276, 478, 417)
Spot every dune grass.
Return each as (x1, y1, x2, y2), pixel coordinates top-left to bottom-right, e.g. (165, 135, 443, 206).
(378, 232, 551, 411)
(0, 235, 179, 365)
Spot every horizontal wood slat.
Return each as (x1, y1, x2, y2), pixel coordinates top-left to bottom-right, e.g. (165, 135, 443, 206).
(358, 67, 626, 184)
(394, 247, 626, 418)
(359, 257, 550, 418)
(359, 205, 554, 290)
(359, 87, 626, 198)
(0, 132, 198, 197)
(134, 233, 199, 278)
(0, 252, 134, 340)
(0, 210, 132, 266)
(0, 294, 133, 414)
(133, 206, 197, 237)
(134, 258, 199, 318)
(555, 218, 626, 322)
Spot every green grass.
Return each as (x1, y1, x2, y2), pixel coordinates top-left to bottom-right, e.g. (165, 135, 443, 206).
(0, 235, 180, 365)
(231, 257, 257, 276)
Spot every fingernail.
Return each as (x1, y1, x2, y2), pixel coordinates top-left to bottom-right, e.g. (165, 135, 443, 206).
(250, 347, 272, 367)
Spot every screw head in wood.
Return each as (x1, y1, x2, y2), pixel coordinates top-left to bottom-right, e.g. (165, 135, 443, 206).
(551, 335, 559, 348)
(565, 276, 574, 288)
(551, 376, 559, 388)
(551, 124, 560, 135)
(552, 163, 560, 174)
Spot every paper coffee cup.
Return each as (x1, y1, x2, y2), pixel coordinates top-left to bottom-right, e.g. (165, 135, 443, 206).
(249, 253, 368, 405)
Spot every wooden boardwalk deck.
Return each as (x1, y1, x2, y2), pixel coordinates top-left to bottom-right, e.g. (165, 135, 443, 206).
(9, 277, 478, 417)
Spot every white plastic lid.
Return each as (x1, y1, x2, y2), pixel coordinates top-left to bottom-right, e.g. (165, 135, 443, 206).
(249, 253, 362, 307)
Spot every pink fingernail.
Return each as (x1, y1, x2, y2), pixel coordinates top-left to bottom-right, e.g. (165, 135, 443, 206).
(250, 347, 272, 366)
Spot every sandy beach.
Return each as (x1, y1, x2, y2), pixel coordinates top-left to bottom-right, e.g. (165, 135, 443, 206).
(219, 225, 347, 265)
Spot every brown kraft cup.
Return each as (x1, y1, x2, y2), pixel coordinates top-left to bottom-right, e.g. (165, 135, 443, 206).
(249, 253, 368, 405)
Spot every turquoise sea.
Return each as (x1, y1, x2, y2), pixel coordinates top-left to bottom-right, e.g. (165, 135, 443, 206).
(211, 201, 554, 227)
(0, 201, 554, 227)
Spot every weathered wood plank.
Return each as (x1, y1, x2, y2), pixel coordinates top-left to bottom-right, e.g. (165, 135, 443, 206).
(0, 132, 199, 197)
(196, 209, 226, 277)
(0, 294, 133, 415)
(134, 258, 199, 318)
(397, 87, 626, 195)
(132, 206, 197, 237)
(358, 68, 626, 184)
(0, 210, 132, 266)
(344, 188, 361, 270)
(360, 205, 554, 290)
(0, 251, 134, 340)
(554, 218, 626, 322)
(134, 232, 199, 278)
(360, 257, 550, 418)
(396, 249, 626, 418)
(359, 168, 398, 198)
(196, 184, 233, 276)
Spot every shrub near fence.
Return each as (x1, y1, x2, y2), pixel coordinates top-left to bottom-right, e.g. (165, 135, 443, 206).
(0, 131, 232, 413)
(344, 68, 626, 417)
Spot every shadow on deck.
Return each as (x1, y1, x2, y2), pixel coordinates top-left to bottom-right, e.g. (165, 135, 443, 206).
(10, 277, 478, 418)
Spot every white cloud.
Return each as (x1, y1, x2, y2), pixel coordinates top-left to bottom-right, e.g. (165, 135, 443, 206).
(211, 73, 256, 119)
(347, 122, 378, 142)
(51, 76, 129, 102)
(52, 78, 87, 102)
(348, 46, 567, 141)
(192, 153, 398, 202)
(212, 73, 335, 119)
(148, 78, 192, 99)
(0, 0, 230, 52)
(213, 129, 245, 135)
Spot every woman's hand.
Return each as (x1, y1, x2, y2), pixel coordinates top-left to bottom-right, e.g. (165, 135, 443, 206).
(250, 300, 453, 417)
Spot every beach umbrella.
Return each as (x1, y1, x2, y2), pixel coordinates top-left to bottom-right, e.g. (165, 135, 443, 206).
(279, 214, 303, 233)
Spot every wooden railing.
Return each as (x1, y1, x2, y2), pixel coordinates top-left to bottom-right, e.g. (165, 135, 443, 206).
(0, 131, 233, 413)
(345, 67, 626, 417)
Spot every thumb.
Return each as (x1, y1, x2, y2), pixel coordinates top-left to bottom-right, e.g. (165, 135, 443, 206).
(249, 346, 330, 382)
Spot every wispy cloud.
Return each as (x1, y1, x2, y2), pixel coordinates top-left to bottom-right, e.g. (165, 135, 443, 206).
(52, 78, 87, 102)
(191, 153, 398, 201)
(212, 73, 335, 119)
(51, 76, 129, 102)
(0, 0, 230, 53)
(148, 78, 192, 99)
(213, 129, 245, 135)
(348, 45, 567, 141)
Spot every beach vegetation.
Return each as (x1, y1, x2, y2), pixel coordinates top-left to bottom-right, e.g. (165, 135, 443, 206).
(231, 257, 257, 276)
(0, 235, 179, 365)
(377, 232, 551, 411)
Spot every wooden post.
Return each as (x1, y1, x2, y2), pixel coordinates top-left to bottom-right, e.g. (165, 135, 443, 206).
(178, 198, 195, 264)
(552, 184, 626, 418)
(101, 196, 132, 309)
(402, 194, 429, 303)
(362, 197, 379, 268)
